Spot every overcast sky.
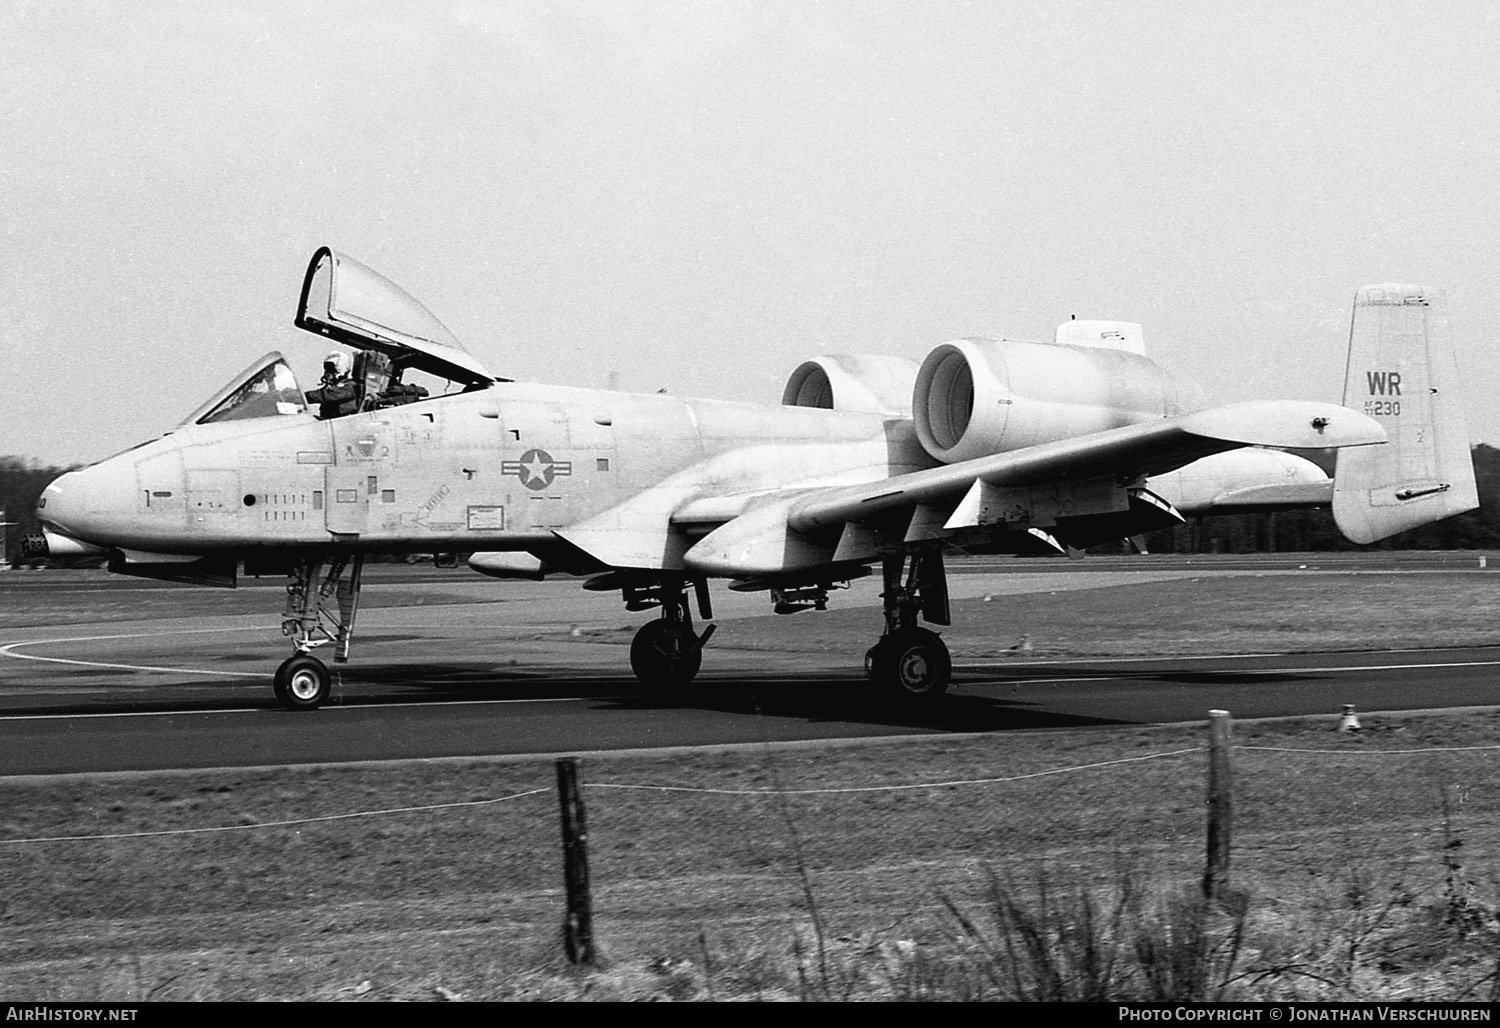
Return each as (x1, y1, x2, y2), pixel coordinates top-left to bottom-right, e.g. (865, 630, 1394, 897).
(3, 0, 1497, 467)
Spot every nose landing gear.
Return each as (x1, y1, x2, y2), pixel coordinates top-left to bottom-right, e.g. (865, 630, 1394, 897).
(273, 554, 364, 710)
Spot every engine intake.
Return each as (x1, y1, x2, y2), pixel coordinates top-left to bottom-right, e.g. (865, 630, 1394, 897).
(782, 355, 919, 416)
(913, 338, 1206, 464)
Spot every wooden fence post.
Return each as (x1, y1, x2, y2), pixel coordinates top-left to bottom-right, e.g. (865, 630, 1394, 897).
(556, 757, 599, 966)
(1204, 709, 1232, 900)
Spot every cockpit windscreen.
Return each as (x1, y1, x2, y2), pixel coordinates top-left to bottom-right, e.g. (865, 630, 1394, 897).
(197, 358, 307, 425)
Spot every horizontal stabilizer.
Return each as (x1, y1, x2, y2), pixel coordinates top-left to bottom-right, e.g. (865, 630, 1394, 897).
(1148, 447, 1336, 517)
(1207, 480, 1334, 511)
(1332, 285, 1478, 544)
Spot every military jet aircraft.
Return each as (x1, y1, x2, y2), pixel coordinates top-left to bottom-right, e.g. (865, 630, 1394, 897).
(37, 248, 1476, 710)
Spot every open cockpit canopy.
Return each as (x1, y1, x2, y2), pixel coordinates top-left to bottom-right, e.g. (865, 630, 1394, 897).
(182, 352, 307, 427)
(295, 246, 499, 389)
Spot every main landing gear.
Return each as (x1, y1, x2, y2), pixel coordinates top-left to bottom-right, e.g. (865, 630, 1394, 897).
(624, 576, 716, 690)
(273, 555, 364, 711)
(865, 550, 952, 703)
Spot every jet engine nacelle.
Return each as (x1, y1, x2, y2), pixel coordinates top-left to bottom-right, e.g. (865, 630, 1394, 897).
(912, 338, 1209, 464)
(782, 355, 920, 417)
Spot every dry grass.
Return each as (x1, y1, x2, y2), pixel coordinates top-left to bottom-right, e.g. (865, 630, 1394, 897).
(3, 712, 1500, 1000)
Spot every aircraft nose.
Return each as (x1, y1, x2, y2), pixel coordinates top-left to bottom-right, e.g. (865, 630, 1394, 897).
(38, 469, 79, 531)
(38, 462, 137, 552)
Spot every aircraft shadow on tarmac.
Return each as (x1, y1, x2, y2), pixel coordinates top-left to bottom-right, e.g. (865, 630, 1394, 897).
(352, 663, 1155, 732)
(332, 660, 1144, 731)
(5, 656, 1321, 732)
(594, 678, 1133, 732)
(4, 663, 1133, 732)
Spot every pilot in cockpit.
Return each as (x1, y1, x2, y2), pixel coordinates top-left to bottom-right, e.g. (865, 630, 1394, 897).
(304, 350, 359, 419)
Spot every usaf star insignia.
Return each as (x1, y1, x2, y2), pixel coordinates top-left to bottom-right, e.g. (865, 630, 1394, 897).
(502, 448, 573, 490)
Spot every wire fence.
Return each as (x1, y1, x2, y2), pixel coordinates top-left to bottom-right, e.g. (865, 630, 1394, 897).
(2, 719, 1498, 974)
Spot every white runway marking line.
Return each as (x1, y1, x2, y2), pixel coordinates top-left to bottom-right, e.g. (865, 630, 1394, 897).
(0, 695, 621, 722)
(958, 657, 1500, 686)
(0, 627, 269, 678)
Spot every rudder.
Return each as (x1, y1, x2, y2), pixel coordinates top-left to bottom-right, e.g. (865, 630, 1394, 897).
(1332, 284, 1478, 543)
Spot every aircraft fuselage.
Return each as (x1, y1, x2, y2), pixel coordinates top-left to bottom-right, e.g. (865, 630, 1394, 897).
(42, 382, 930, 561)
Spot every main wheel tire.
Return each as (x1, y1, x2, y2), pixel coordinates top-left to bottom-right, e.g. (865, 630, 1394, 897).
(630, 619, 703, 689)
(273, 654, 331, 711)
(870, 627, 951, 703)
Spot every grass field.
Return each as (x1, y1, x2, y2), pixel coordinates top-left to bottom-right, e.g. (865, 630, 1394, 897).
(3, 561, 1500, 1001)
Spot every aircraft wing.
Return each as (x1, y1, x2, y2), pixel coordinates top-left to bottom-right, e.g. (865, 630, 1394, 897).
(680, 399, 1384, 576)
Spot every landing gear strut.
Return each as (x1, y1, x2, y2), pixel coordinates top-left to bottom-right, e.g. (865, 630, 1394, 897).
(274, 554, 364, 710)
(866, 550, 952, 703)
(626, 576, 716, 690)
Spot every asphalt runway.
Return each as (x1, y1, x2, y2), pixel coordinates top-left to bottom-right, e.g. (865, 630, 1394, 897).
(1, 552, 1496, 776)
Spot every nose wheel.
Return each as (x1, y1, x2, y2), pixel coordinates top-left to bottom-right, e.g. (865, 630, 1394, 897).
(273, 654, 331, 711)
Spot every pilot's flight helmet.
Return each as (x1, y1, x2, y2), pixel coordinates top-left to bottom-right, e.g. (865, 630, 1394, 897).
(323, 350, 353, 378)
